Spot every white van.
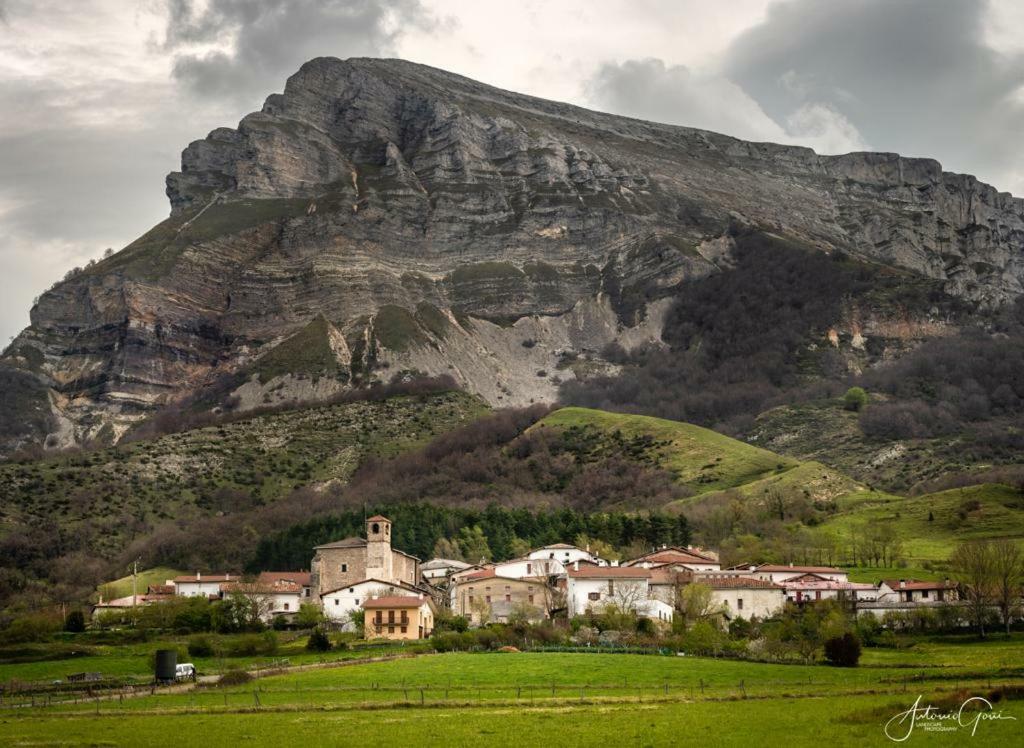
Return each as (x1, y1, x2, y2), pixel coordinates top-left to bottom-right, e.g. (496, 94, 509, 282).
(175, 663, 196, 681)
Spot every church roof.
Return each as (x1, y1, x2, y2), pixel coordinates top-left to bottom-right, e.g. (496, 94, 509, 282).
(366, 515, 390, 522)
(314, 537, 367, 550)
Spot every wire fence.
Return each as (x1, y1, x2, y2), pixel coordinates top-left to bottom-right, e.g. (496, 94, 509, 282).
(3, 670, 1020, 715)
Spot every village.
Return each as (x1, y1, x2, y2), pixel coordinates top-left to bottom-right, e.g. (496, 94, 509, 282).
(92, 515, 962, 641)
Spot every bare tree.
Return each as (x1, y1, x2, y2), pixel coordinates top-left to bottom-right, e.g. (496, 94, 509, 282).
(680, 582, 718, 626)
(990, 540, 1024, 635)
(764, 486, 787, 522)
(951, 541, 995, 638)
(609, 580, 647, 613)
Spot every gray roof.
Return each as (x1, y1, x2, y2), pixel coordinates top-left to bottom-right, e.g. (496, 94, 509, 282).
(422, 558, 472, 570)
(314, 537, 367, 550)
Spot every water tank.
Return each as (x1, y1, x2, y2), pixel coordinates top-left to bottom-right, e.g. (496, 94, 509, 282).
(155, 649, 177, 682)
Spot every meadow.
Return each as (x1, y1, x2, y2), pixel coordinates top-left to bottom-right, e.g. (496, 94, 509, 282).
(1, 646, 1022, 746)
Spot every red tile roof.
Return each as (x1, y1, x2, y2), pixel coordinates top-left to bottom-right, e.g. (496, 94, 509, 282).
(362, 595, 428, 609)
(221, 580, 303, 594)
(568, 566, 651, 579)
(700, 576, 782, 590)
(754, 565, 846, 574)
(627, 546, 717, 565)
(883, 579, 957, 591)
(258, 571, 312, 587)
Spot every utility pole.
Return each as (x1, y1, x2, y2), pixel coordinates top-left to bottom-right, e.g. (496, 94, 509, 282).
(132, 558, 139, 607)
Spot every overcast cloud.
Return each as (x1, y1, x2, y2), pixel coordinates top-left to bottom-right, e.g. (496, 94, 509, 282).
(1, 0, 1022, 344)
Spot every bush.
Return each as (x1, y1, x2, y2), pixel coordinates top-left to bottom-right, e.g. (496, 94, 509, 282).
(188, 635, 215, 658)
(823, 632, 861, 667)
(306, 627, 332, 652)
(272, 615, 290, 631)
(218, 668, 252, 686)
(227, 631, 278, 657)
(843, 387, 868, 412)
(64, 610, 86, 633)
(1, 613, 61, 644)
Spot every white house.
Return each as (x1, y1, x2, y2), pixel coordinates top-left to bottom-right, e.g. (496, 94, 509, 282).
(740, 564, 850, 584)
(701, 576, 786, 620)
(528, 544, 595, 566)
(625, 547, 721, 572)
(321, 578, 424, 630)
(220, 578, 305, 622)
(876, 579, 958, 604)
(421, 558, 472, 581)
(172, 573, 237, 598)
(565, 565, 653, 618)
(494, 556, 566, 579)
(780, 573, 878, 604)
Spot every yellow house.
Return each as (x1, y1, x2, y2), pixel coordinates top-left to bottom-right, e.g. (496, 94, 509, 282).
(363, 595, 435, 640)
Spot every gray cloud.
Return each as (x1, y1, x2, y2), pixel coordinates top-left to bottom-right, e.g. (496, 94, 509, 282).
(586, 58, 868, 154)
(165, 0, 434, 106)
(724, 0, 1024, 191)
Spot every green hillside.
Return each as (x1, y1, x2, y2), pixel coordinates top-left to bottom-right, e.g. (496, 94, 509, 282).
(822, 483, 1024, 565)
(537, 407, 801, 496)
(96, 567, 184, 600)
(0, 391, 487, 559)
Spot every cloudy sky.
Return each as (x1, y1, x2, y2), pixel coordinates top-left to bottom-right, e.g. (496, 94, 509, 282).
(2, 0, 1023, 344)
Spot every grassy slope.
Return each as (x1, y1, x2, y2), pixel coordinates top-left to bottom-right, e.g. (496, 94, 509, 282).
(96, 567, 184, 600)
(821, 483, 1024, 565)
(0, 391, 487, 558)
(538, 407, 803, 496)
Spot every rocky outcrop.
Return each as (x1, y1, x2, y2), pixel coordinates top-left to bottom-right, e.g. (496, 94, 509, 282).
(3, 57, 1023, 450)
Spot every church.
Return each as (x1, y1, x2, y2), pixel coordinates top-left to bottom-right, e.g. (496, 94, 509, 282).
(310, 516, 421, 621)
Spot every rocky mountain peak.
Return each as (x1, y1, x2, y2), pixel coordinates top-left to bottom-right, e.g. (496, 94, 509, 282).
(3, 57, 1023, 453)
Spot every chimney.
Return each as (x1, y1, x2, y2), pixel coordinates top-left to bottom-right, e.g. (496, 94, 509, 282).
(748, 565, 756, 572)
(789, 562, 794, 568)
(573, 560, 579, 571)
(899, 579, 905, 589)
(196, 571, 201, 581)
(944, 578, 950, 586)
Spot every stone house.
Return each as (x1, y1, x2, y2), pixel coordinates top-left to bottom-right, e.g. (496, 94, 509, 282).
(452, 568, 547, 624)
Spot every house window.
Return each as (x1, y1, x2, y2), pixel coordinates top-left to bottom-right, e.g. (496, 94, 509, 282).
(588, 592, 600, 601)
(505, 594, 511, 602)
(505, 585, 511, 592)
(335, 599, 340, 606)
(341, 564, 348, 573)
(469, 595, 474, 604)
(388, 626, 394, 633)
(284, 603, 290, 611)
(549, 553, 554, 559)
(528, 595, 534, 604)
(922, 590, 929, 599)
(401, 626, 407, 633)
(485, 586, 491, 592)
(527, 563, 532, 574)
(528, 586, 534, 592)
(737, 598, 743, 611)
(349, 588, 354, 593)
(388, 611, 395, 623)
(485, 596, 491, 603)
(355, 599, 360, 605)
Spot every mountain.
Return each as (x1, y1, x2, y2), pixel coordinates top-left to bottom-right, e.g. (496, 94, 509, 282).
(3, 56, 1024, 454)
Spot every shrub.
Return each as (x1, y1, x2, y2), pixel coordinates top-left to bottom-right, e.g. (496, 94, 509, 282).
(843, 387, 868, 412)
(188, 635, 215, 658)
(272, 615, 290, 631)
(823, 632, 861, 667)
(306, 627, 332, 652)
(227, 631, 278, 657)
(64, 610, 86, 633)
(218, 668, 252, 686)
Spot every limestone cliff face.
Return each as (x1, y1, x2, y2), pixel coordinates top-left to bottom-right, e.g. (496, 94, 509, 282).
(3, 57, 1023, 451)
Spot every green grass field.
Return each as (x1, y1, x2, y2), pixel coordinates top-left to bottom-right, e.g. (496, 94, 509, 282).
(2, 648, 1022, 746)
